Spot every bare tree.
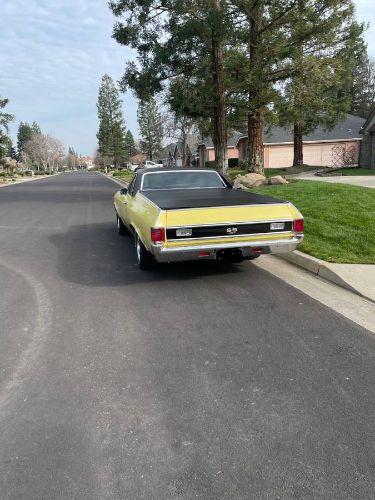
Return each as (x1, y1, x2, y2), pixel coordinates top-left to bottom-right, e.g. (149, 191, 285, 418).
(23, 134, 65, 173)
(164, 112, 197, 167)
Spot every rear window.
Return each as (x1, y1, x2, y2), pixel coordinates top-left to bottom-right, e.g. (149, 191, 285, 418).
(141, 171, 226, 190)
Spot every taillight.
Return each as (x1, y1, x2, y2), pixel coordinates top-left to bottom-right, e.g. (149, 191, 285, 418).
(293, 219, 304, 233)
(151, 227, 165, 244)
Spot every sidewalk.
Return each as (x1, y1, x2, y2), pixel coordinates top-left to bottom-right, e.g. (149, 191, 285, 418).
(279, 250, 375, 303)
(0, 174, 56, 188)
(290, 171, 375, 188)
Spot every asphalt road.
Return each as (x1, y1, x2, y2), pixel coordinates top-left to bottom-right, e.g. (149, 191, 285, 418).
(0, 172, 374, 499)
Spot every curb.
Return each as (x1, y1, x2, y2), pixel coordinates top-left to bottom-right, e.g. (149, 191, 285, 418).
(0, 173, 59, 188)
(277, 250, 374, 303)
(99, 172, 129, 188)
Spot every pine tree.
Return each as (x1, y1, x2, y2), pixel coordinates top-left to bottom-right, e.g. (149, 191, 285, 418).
(276, 2, 364, 166)
(137, 98, 163, 160)
(67, 146, 79, 169)
(32, 121, 42, 135)
(17, 122, 34, 157)
(96, 74, 127, 167)
(0, 97, 14, 165)
(110, 0, 232, 173)
(229, 0, 363, 173)
(124, 130, 137, 157)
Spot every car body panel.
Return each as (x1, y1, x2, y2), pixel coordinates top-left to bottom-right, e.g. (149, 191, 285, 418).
(113, 169, 304, 263)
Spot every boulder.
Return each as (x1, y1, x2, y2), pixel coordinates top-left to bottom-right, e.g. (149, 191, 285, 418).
(268, 175, 288, 185)
(234, 173, 268, 189)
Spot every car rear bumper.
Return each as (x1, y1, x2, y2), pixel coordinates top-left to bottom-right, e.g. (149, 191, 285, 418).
(151, 236, 303, 263)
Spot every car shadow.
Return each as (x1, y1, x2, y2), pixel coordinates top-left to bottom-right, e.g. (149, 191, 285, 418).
(49, 222, 244, 287)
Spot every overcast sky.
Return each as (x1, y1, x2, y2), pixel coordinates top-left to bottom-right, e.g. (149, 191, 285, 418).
(0, 0, 374, 155)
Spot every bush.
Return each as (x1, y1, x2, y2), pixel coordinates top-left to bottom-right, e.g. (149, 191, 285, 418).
(113, 170, 132, 177)
(228, 158, 239, 168)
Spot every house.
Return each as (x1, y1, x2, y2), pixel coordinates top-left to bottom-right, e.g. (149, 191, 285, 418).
(159, 139, 199, 167)
(198, 114, 366, 168)
(359, 108, 375, 168)
(129, 153, 147, 165)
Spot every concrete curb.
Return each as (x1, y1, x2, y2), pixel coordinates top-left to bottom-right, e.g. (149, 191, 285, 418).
(99, 172, 130, 188)
(0, 173, 59, 188)
(278, 251, 374, 303)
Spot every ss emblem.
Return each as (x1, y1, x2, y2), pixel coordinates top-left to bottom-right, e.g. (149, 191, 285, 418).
(226, 227, 238, 235)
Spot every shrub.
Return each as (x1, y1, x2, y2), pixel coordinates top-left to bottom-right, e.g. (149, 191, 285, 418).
(228, 158, 239, 168)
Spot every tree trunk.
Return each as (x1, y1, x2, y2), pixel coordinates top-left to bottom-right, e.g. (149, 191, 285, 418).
(247, 111, 264, 173)
(293, 121, 304, 166)
(247, 2, 264, 174)
(211, 0, 228, 174)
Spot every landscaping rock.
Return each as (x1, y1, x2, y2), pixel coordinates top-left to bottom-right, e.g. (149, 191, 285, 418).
(269, 175, 288, 185)
(234, 173, 268, 188)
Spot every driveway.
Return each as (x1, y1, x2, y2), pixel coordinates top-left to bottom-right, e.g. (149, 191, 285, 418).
(293, 172, 375, 188)
(0, 172, 374, 499)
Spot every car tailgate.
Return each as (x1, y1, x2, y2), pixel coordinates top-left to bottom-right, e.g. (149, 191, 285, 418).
(165, 203, 301, 246)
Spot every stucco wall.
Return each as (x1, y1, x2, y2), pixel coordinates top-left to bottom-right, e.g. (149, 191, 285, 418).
(199, 139, 361, 168)
(265, 141, 360, 168)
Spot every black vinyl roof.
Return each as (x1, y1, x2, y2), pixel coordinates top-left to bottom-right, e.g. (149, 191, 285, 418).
(141, 188, 285, 210)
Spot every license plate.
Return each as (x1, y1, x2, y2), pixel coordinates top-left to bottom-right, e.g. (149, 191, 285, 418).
(176, 228, 192, 237)
(270, 222, 285, 231)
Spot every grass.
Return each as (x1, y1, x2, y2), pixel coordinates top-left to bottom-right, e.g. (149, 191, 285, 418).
(227, 164, 320, 181)
(328, 167, 375, 176)
(253, 180, 375, 264)
(110, 169, 134, 181)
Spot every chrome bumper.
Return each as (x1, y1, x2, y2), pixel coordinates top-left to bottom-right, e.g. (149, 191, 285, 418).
(151, 236, 303, 263)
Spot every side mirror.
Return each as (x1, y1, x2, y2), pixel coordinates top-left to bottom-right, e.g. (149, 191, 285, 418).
(120, 187, 128, 195)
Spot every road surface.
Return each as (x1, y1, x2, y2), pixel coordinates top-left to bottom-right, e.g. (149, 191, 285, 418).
(0, 172, 374, 499)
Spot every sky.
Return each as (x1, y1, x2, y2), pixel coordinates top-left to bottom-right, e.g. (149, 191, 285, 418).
(0, 0, 374, 156)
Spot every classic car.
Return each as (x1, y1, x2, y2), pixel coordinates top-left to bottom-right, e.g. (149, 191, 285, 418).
(113, 168, 304, 269)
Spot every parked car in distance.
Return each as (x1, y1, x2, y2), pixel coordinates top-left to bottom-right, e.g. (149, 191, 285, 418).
(114, 168, 304, 269)
(136, 160, 164, 171)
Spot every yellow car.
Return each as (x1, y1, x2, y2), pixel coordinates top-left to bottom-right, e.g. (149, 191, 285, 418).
(114, 168, 304, 269)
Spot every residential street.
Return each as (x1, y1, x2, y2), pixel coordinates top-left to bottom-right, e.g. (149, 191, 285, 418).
(1, 172, 375, 499)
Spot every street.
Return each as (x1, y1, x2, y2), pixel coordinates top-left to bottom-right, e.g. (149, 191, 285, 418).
(1, 172, 374, 499)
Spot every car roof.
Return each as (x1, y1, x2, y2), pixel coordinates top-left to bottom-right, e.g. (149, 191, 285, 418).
(136, 167, 219, 175)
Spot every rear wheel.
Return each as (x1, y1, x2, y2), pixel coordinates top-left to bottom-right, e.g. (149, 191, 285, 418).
(135, 235, 154, 270)
(117, 214, 128, 235)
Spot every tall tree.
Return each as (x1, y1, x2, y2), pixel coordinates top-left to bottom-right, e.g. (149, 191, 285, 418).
(67, 146, 79, 169)
(137, 98, 163, 160)
(277, 2, 364, 166)
(124, 130, 137, 157)
(97, 74, 128, 167)
(0, 97, 14, 166)
(229, 0, 363, 173)
(17, 122, 34, 157)
(110, 0, 232, 173)
(350, 53, 375, 118)
(31, 121, 42, 136)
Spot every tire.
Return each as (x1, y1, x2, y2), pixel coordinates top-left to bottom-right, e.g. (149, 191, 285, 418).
(116, 214, 128, 235)
(135, 234, 154, 270)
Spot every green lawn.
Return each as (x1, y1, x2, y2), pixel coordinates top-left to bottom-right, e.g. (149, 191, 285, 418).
(227, 164, 320, 181)
(253, 181, 375, 264)
(328, 167, 375, 176)
(110, 170, 134, 181)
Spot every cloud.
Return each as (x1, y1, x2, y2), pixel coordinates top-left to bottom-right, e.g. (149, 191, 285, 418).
(0, 0, 137, 154)
(0, 0, 374, 153)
